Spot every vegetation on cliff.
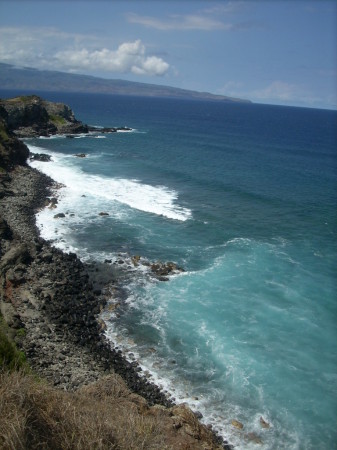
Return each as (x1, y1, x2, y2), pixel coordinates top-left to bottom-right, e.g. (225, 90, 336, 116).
(0, 313, 28, 371)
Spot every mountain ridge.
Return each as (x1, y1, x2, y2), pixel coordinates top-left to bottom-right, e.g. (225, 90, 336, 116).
(0, 62, 251, 103)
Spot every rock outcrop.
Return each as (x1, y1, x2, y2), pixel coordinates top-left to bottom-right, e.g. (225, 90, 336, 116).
(0, 95, 133, 138)
(0, 95, 88, 137)
(0, 107, 29, 169)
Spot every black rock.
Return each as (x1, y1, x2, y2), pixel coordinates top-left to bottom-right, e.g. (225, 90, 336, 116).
(29, 153, 52, 162)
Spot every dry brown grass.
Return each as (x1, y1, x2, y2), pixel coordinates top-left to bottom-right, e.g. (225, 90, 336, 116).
(0, 370, 172, 450)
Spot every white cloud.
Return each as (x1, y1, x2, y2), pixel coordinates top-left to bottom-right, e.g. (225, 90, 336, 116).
(251, 81, 298, 101)
(128, 13, 229, 31)
(218, 80, 336, 108)
(0, 27, 169, 77)
(55, 40, 169, 76)
(219, 81, 244, 92)
(218, 80, 300, 103)
(127, 4, 258, 32)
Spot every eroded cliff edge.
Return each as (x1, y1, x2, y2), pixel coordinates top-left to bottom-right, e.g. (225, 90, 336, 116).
(0, 95, 230, 450)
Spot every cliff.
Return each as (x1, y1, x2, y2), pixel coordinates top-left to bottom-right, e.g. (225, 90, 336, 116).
(0, 113, 29, 170)
(0, 95, 88, 137)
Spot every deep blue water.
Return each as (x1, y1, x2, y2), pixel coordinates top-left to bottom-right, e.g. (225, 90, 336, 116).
(2, 90, 336, 449)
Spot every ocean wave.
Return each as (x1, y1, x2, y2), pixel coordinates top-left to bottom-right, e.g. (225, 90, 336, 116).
(27, 144, 192, 222)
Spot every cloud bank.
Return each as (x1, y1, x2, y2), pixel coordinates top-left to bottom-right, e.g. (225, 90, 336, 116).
(0, 27, 169, 77)
(219, 79, 331, 108)
(55, 40, 169, 76)
(127, 4, 255, 32)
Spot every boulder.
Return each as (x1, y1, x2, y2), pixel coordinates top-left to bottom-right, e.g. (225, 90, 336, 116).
(131, 255, 141, 266)
(231, 419, 244, 429)
(0, 243, 32, 271)
(259, 416, 270, 428)
(47, 197, 58, 209)
(29, 153, 52, 162)
(245, 432, 263, 444)
(151, 261, 184, 277)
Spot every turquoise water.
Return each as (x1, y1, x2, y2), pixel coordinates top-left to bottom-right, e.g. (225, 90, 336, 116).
(3, 90, 336, 449)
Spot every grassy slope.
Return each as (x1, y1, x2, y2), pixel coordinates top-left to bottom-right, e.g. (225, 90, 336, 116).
(0, 315, 170, 450)
(0, 315, 223, 450)
(0, 313, 28, 371)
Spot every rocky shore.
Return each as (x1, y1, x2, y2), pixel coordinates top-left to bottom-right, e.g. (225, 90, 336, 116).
(0, 95, 231, 449)
(0, 164, 177, 400)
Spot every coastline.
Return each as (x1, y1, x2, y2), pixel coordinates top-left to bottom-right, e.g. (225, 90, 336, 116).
(0, 162, 182, 401)
(0, 157, 230, 449)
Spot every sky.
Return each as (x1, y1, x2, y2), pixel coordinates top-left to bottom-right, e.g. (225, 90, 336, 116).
(0, 0, 336, 109)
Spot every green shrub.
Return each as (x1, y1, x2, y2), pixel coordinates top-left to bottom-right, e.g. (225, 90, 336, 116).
(49, 114, 66, 125)
(0, 316, 27, 371)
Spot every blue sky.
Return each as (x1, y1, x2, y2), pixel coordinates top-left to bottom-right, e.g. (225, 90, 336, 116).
(0, 1, 336, 109)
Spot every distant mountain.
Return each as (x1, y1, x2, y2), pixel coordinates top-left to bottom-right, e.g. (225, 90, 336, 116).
(0, 62, 251, 103)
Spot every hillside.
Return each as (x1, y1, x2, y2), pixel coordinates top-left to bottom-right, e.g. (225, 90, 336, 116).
(0, 62, 251, 103)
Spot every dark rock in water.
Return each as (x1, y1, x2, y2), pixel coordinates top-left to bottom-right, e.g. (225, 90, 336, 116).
(54, 213, 65, 219)
(74, 153, 87, 158)
(116, 126, 132, 131)
(100, 127, 117, 133)
(231, 419, 243, 429)
(158, 276, 169, 282)
(29, 152, 52, 162)
(151, 261, 184, 277)
(131, 255, 141, 266)
(87, 125, 133, 134)
(245, 432, 263, 445)
(88, 126, 117, 133)
(99, 212, 109, 216)
(48, 197, 58, 208)
(259, 416, 270, 428)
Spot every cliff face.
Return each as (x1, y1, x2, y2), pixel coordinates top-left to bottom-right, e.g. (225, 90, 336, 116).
(0, 95, 88, 137)
(0, 107, 29, 170)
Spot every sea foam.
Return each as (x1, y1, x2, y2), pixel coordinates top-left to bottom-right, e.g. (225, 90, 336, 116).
(27, 145, 192, 223)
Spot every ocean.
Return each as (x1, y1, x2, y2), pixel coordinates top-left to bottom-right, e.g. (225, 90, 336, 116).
(3, 90, 336, 449)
